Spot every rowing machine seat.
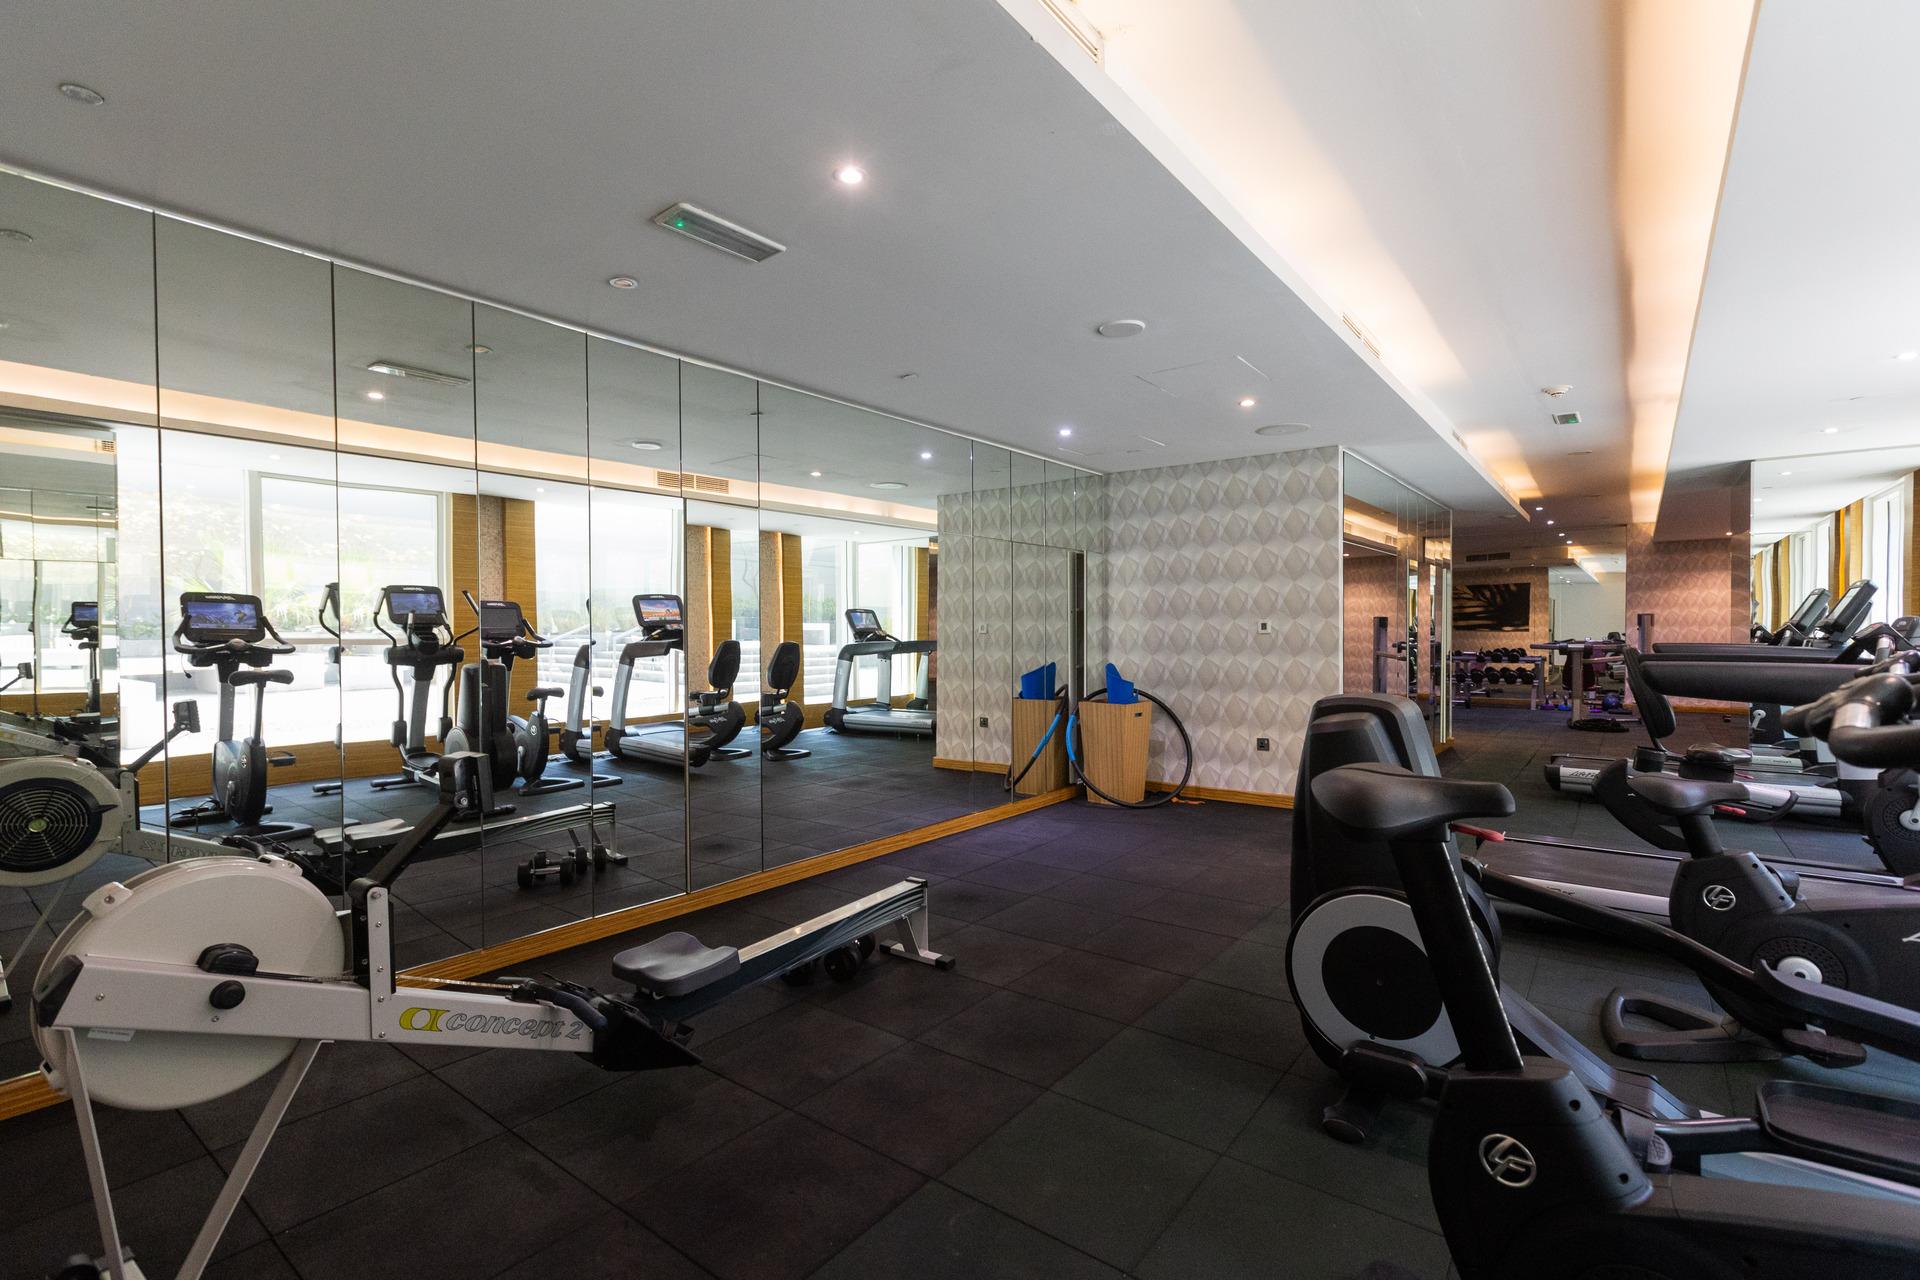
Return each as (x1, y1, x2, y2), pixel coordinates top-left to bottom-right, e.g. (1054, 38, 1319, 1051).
(614, 932, 740, 998)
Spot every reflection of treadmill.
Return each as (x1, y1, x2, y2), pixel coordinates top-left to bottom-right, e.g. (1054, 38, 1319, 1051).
(604, 594, 712, 769)
(824, 608, 934, 737)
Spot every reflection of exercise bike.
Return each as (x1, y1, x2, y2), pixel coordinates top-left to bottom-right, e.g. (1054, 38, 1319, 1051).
(63, 600, 105, 718)
(165, 593, 311, 842)
(312, 582, 345, 800)
(367, 584, 502, 818)
(759, 641, 809, 760)
(466, 593, 583, 797)
(31, 755, 953, 1279)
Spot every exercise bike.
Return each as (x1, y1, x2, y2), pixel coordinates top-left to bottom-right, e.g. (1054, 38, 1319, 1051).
(164, 593, 311, 842)
(463, 592, 584, 796)
(30, 754, 954, 1280)
(1310, 761, 1920, 1279)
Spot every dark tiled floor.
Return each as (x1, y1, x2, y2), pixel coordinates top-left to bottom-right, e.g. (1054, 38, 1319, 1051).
(6, 705, 1919, 1278)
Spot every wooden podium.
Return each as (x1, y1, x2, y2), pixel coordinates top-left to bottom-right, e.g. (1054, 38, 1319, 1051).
(1079, 700, 1152, 806)
(1009, 696, 1069, 796)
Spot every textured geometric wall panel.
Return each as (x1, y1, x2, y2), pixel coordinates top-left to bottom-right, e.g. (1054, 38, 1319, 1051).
(1103, 447, 1344, 793)
(1342, 554, 1406, 696)
(1626, 522, 1751, 708)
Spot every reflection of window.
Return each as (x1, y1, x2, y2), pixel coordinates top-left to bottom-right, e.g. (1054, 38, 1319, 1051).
(588, 492, 681, 720)
(800, 537, 844, 697)
(1867, 482, 1908, 623)
(534, 500, 588, 688)
(729, 534, 760, 689)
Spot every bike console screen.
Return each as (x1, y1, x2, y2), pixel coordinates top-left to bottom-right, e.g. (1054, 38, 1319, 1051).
(385, 586, 446, 626)
(477, 599, 523, 642)
(181, 593, 264, 641)
(68, 601, 100, 626)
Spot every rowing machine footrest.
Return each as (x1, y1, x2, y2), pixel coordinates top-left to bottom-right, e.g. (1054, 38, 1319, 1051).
(1602, 989, 1782, 1063)
(613, 933, 740, 998)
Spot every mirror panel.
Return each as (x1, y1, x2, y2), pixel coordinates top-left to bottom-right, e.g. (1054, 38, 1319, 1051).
(473, 307, 604, 943)
(332, 266, 479, 966)
(585, 338, 687, 908)
(677, 366, 759, 888)
(152, 216, 343, 887)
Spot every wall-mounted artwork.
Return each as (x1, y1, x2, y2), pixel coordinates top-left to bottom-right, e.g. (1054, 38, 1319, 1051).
(1453, 580, 1530, 632)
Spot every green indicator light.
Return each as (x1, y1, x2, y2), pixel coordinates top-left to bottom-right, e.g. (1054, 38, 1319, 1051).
(674, 218, 687, 229)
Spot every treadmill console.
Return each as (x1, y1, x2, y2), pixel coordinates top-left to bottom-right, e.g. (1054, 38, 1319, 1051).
(634, 594, 686, 643)
(178, 592, 266, 644)
(846, 608, 888, 641)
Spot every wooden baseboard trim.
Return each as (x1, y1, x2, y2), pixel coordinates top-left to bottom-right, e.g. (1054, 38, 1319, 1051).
(1670, 702, 1749, 715)
(1144, 780, 1293, 809)
(0, 785, 1075, 1124)
(932, 757, 1009, 774)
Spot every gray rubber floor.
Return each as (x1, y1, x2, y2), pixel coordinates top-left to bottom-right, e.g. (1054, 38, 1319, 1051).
(2, 707, 1916, 1278)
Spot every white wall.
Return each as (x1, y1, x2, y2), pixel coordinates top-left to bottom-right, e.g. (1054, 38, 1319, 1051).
(1549, 571, 1626, 642)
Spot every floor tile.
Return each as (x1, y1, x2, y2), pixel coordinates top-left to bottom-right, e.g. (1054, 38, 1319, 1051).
(1055, 1027, 1278, 1151)
(944, 1093, 1215, 1271)
(920, 989, 1124, 1086)
(1008, 947, 1185, 1023)
(812, 1181, 1123, 1280)
(799, 1041, 1040, 1175)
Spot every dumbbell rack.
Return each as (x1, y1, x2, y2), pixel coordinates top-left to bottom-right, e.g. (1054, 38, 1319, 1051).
(1449, 650, 1546, 710)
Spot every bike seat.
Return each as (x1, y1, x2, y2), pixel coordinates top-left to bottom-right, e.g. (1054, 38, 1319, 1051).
(612, 932, 740, 999)
(231, 669, 294, 688)
(1682, 744, 1752, 769)
(1310, 763, 1514, 839)
(1625, 772, 1749, 817)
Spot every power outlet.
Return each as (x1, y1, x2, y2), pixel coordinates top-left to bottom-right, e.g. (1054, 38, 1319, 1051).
(1256, 737, 1272, 752)
(978, 716, 990, 728)
(1256, 620, 1273, 635)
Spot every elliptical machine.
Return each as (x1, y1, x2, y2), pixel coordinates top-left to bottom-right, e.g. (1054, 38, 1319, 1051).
(368, 584, 508, 819)
(1309, 761, 1920, 1279)
(165, 592, 312, 842)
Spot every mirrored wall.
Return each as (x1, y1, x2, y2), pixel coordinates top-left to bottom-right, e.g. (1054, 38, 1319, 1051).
(0, 169, 1099, 1078)
(1341, 452, 1453, 745)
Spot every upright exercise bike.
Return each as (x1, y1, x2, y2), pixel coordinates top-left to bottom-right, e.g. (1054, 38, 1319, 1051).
(465, 593, 584, 796)
(165, 592, 311, 842)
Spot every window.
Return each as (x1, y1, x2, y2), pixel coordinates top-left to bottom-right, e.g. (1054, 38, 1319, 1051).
(800, 537, 844, 697)
(1866, 480, 1909, 624)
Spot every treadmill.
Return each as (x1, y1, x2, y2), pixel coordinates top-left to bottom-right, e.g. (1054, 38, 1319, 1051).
(604, 593, 712, 770)
(1752, 587, 1832, 646)
(824, 608, 934, 737)
(1652, 579, 1877, 658)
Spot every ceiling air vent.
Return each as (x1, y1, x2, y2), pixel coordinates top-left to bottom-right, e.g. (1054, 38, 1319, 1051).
(366, 360, 471, 387)
(1464, 551, 1512, 563)
(652, 203, 785, 263)
(655, 471, 731, 495)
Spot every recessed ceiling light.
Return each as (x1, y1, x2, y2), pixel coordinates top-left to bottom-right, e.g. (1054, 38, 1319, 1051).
(1897, 351, 1918, 361)
(466, 343, 491, 355)
(834, 164, 866, 186)
(1255, 423, 1311, 437)
(629, 439, 663, 451)
(366, 359, 469, 386)
(869, 481, 908, 490)
(809, 470, 822, 478)
(58, 82, 105, 106)
(608, 276, 638, 289)
(1238, 397, 1258, 409)
(919, 451, 933, 461)
(1533, 506, 1544, 512)
(1058, 426, 1073, 438)
(364, 390, 386, 401)
(1095, 319, 1147, 339)
(0, 229, 32, 243)
(1545, 519, 1555, 525)
(1821, 426, 1840, 435)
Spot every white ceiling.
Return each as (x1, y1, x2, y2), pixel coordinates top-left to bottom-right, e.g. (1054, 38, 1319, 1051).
(0, 0, 1506, 511)
(1664, 0, 1920, 537)
(1007, 0, 1752, 551)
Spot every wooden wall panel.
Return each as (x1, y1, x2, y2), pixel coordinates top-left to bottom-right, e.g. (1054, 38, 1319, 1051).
(684, 524, 713, 686)
(501, 497, 538, 708)
(708, 527, 731, 681)
(449, 493, 481, 639)
(758, 531, 783, 691)
(782, 532, 803, 703)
